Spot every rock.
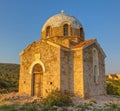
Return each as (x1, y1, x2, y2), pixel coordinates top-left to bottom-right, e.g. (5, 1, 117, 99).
(57, 107, 64, 111)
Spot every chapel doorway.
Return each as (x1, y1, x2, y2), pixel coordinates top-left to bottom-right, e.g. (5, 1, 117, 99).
(32, 63, 43, 97)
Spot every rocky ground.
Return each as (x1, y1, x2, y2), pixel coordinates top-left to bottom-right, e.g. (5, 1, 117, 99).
(0, 92, 120, 111)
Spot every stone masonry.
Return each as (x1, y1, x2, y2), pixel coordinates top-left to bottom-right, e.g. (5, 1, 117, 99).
(19, 11, 106, 98)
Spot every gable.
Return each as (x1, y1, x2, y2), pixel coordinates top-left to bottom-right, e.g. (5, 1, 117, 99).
(83, 40, 106, 58)
(19, 40, 62, 57)
(71, 39, 106, 58)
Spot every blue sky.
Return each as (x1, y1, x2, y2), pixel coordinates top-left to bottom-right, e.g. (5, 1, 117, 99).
(0, 0, 120, 74)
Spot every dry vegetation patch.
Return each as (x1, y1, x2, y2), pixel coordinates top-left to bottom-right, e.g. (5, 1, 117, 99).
(0, 92, 120, 111)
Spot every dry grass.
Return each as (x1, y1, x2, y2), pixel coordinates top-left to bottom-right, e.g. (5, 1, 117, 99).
(0, 92, 120, 111)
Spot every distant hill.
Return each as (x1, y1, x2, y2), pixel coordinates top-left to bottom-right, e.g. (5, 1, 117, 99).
(0, 63, 20, 75)
(0, 63, 20, 93)
(106, 74, 120, 80)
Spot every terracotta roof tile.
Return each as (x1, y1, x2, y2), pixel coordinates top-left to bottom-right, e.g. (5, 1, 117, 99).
(71, 39, 95, 49)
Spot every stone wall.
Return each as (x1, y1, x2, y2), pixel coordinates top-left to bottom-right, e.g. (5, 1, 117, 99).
(73, 49, 84, 97)
(19, 40, 61, 97)
(60, 49, 74, 93)
(41, 26, 84, 43)
(19, 38, 106, 98)
(83, 43, 106, 98)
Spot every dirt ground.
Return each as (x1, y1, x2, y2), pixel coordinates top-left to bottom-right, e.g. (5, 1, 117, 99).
(0, 92, 120, 110)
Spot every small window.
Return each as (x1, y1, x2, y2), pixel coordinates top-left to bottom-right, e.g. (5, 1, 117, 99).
(94, 65, 97, 83)
(63, 24, 68, 36)
(46, 26, 51, 37)
(80, 28, 83, 37)
(93, 48, 99, 84)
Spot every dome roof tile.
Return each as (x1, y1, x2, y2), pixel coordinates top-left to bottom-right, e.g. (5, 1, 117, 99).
(42, 12, 82, 31)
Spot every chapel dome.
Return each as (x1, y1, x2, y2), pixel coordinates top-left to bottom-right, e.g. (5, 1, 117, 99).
(41, 11, 84, 42)
(42, 10, 82, 32)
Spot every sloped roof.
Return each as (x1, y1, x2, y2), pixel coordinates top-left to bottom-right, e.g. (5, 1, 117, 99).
(71, 38, 106, 57)
(71, 39, 95, 49)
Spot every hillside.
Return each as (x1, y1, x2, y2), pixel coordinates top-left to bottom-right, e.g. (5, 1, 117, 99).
(0, 63, 20, 93)
(0, 63, 19, 75)
(106, 73, 120, 80)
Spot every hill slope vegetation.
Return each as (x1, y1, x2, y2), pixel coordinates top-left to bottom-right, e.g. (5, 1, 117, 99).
(0, 63, 20, 93)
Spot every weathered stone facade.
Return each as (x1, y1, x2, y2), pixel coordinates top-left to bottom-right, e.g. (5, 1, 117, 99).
(19, 11, 106, 98)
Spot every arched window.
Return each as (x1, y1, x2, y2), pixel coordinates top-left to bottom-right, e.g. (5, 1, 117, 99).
(93, 48, 99, 84)
(46, 26, 51, 37)
(63, 24, 68, 36)
(80, 28, 84, 38)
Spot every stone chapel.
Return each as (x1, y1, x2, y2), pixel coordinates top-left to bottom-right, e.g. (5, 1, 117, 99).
(19, 11, 106, 98)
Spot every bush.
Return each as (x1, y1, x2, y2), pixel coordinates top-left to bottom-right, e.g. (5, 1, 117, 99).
(0, 104, 16, 111)
(106, 80, 120, 96)
(42, 89, 72, 107)
(0, 79, 10, 88)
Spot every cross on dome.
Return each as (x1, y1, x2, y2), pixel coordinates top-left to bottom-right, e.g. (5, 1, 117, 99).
(61, 10, 64, 14)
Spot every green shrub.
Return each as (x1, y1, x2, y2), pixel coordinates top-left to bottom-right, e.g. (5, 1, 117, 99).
(19, 105, 38, 111)
(42, 89, 72, 107)
(76, 103, 92, 110)
(0, 104, 16, 111)
(0, 79, 11, 88)
(106, 80, 120, 95)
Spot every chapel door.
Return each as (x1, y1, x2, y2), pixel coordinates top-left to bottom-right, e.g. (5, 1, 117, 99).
(33, 64, 43, 97)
